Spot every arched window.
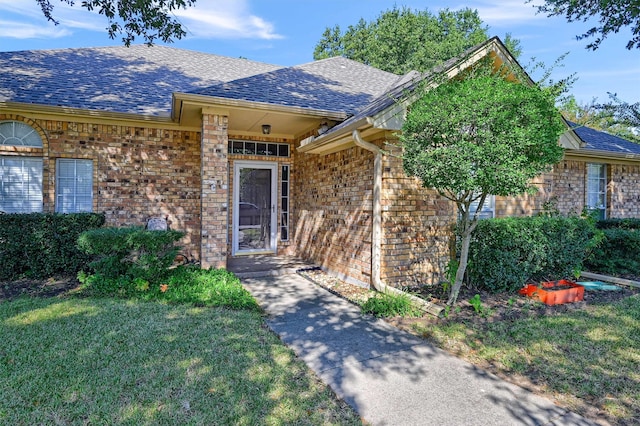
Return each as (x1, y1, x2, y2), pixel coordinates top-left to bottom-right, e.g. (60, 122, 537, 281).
(0, 121, 43, 213)
(0, 121, 43, 148)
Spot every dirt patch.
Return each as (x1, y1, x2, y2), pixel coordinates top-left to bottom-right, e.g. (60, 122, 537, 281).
(0, 276, 82, 301)
(298, 267, 640, 327)
(405, 280, 640, 328)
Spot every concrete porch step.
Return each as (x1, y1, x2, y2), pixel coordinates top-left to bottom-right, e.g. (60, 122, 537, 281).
(227, 255, 316, 278)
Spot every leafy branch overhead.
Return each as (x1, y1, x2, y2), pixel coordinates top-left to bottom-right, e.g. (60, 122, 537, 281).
(531, 0, 640, 50)
(35, 0, 196, 45)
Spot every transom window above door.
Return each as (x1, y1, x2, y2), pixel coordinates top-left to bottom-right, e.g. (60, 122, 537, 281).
(228, 140, 290, 157)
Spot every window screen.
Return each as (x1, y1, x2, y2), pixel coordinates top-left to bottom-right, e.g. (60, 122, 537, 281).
(0, 156, 43, 213)
(56, 159, 93, 213)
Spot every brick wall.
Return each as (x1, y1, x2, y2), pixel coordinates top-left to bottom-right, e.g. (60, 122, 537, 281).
(0, 113, 203, 260)
(609, 163, 640, 217)
(380, 143, 457, 287)
(201, 114, 229, 268)
(292, 145, 375, 286)
(493, 159, 640, 219)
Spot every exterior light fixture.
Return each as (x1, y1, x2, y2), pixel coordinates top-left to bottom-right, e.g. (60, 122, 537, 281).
(318, 122, 330, 135)
(262, 124, 271, 135)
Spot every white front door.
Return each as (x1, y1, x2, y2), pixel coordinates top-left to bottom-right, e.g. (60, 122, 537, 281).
(232, 161, 278, 255)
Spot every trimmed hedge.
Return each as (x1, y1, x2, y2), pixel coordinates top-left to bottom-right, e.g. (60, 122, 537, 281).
(595, 218, 640, 230)
(77, 227, 185, 290)
(466, 216, 600, 293)
(0, 213, 105, 281)
(585, 228, 640, 275)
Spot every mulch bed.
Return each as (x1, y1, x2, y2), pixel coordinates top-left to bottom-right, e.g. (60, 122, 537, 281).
(297, 267, 640, 330)
(0, 276, 82, 301)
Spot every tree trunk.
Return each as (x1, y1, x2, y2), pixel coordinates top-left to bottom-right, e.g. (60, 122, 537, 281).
(447, 222, 473, 305)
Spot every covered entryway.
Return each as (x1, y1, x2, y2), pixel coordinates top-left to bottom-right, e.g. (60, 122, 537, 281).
(232, 161, 278, 255)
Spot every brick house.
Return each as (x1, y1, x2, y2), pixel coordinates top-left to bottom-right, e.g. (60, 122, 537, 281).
(2, 37, 639, 289)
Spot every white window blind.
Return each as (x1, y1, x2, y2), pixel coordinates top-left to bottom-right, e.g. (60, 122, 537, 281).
(56, 159, 93, 213)
(587, 163, 606, 220)
(0, 156, 43, 213)
(469, 194, 495, 219)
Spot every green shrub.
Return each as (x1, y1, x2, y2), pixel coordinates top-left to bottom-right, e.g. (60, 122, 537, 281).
(78, 226, 184, 288)
(361, 291, 422, 318)
(0, 213, 105, 280)
(596, 218, 640, 230)
(467, 216, 600, 293)
(585, 228, 640, 275)
(78, 265, 260, 311)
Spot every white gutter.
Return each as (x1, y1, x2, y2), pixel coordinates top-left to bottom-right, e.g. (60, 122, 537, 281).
(352, 130, 383, 292)
(352, 129, 443, 316)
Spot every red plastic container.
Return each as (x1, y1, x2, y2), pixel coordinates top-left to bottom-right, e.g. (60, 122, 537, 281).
(518, 280, 585, 305)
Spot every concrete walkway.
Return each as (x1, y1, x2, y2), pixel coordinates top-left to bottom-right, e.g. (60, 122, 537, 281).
(242, 273, 598, 426)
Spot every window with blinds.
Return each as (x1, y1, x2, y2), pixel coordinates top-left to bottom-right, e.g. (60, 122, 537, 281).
(56, 159, 93, 213)
(0, 156, 43, 213)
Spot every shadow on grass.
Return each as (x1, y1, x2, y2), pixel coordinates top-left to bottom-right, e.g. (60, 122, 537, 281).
(422, 295, 640, 425)
(0, 297, 361, 425)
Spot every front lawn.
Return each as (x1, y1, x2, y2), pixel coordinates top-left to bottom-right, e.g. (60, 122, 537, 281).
(412, 295, 640, 425)
(0, 296, 360, 424)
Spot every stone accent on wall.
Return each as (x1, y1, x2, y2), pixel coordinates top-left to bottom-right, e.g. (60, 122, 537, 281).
(200, 114, 229, 269)
(0, 114, 202, 261)
(293, 145, 375, 286)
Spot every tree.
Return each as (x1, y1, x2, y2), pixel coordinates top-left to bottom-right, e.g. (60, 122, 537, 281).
(313, 6, 522, 74)
(531, 0, 640, 50)
(36, 0, 196, 46)
(400, 63, 566, 304)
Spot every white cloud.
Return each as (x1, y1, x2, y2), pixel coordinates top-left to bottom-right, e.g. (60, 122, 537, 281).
(0, 20, 71, 39)
(440, 0, 546, 26)
(0, 0, 281, 41)
(173, 0, 283, 40)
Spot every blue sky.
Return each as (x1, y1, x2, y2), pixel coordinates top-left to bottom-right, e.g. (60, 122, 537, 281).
(0, 0, 638, 105)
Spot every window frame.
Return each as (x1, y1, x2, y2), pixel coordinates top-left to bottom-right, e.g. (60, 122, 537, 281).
(586, 163, 607, 220)
(55, 158, 94, 213)
(0, 156, 44, 213)
(469, 194, 495, 219)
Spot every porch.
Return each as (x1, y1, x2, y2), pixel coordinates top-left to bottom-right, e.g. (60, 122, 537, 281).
(227, 255, 315, 279)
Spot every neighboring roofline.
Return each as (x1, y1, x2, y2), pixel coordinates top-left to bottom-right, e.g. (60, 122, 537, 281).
(0, 100, 189, 127)
(172, 92, 349, 123)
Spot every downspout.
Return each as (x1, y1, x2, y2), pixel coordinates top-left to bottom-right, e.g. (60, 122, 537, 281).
(352, 130, 383, 291)
(352, 130, 443, 316)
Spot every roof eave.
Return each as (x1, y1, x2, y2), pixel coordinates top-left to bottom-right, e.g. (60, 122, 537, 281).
(1, 100, 177, 125)
(564, 147, 640, 162)
(297, 116, 370, 154)
(172, 92, 349, 122)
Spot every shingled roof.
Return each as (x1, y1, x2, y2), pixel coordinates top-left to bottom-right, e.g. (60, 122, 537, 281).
(569, 122, 640, 156)
(191, 56, 399, 115)
(0, 45, 281, 116)
(0, 45, 399, 118)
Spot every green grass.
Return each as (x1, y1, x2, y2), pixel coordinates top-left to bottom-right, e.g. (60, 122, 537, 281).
(0, 297, 361, 425)
(413, 295, 640, 424)
(360, 291, 422, 318)
(79, 266, 260, 311)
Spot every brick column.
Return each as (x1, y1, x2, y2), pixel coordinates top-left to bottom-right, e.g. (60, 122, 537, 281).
(200, 113, 229, 269)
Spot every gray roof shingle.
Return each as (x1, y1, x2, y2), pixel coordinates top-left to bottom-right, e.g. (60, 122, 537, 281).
(191, 56, 399, 114)
(569, 122, 640, 155)
(0, 45, 281, 116)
